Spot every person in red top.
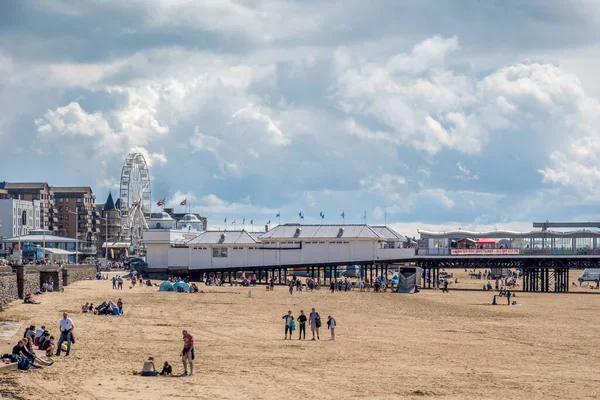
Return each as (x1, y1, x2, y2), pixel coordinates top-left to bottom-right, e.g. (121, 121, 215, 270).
(181, 330, 194, 377)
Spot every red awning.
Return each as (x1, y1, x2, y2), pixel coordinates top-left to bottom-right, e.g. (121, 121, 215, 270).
(475, 238, 498, 245)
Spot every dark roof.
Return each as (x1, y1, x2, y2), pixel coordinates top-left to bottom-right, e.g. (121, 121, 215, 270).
(114, 198, 121, 210)
(50, 186, 92, 194)
(104, 192, 115, 211)
(0, 182, 49, 190)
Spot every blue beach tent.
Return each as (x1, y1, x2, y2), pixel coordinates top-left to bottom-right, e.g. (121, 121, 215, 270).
(159, 281, 173, 292)
(172, 281, 190, 292)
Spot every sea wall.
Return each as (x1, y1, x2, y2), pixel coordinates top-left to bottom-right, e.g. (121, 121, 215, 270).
(13, 266, 41, 299)
(62, 266, 96, 286)
(0, 267, 18, 310)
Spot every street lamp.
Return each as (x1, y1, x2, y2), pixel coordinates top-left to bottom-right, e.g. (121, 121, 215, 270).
(67, 207, 79, 265)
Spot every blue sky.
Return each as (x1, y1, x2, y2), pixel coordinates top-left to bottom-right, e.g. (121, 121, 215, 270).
(1, 0, 600, 237)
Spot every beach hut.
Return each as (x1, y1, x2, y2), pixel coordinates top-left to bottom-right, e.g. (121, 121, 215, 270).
(172, 281, 190, 293)
(159, 281, 173, 292)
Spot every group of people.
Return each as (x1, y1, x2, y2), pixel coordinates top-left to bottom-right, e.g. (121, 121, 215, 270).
(281, 308, 336, 341)
(139, 330, 195, 377)
(3, 312, 75, 371)
(111, 275, 124, 290)
(92, 299, 124, 315)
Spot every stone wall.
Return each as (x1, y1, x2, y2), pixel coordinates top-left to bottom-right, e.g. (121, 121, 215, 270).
(13, 266, 41, 299)
(0, 268, 18, 310)
(39, 270, 63, 292)
(63, 266, 97, 286)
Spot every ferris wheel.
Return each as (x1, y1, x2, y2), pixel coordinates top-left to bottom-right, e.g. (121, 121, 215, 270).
(119, 152, 151, 253)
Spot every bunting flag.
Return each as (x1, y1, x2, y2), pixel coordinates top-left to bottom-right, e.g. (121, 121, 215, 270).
(242, 217, 245, 224)
(341, 211, 345, 219)
(232, 219, 236, 225)
(180, 198, 187, 206)
(224, 217, 227, 223)
(250, 219, 253, 225)
(276, 212, 280, 218)
(319, 211, 324, 219)
(299, 212, 304, 219)
(267, 220, 271, 224)
(156, 197, 165, 206)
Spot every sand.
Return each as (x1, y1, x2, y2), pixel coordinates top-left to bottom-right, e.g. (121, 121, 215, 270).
(1, 270, 600, 400)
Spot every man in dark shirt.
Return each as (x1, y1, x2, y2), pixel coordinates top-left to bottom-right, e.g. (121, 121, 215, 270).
(297, 310, 307, 340)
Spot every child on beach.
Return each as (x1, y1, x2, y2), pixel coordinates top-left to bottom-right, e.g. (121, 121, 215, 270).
(327, 316, 336, 341)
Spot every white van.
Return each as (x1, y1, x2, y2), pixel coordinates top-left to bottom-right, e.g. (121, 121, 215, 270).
(578, 269, 600, 282)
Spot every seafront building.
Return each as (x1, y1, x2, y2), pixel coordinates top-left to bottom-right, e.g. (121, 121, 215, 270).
(143, 213, 413, 277)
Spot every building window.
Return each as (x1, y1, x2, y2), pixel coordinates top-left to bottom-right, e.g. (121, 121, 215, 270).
(212, 248, 228, 258)
(58, 198, 64, 203)
(66, 206, 69, 212)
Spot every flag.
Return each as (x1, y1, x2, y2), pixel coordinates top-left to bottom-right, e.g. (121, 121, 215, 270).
(156, 197, 165, 206)
(242, 217, 245, 224)
(299, 212, 304, 219)
(341, 211, 345, 219)
(224, 217, 227, 223)
(276, 212, 280, 218)
(319, 211, 324, 219)
(180, 198, 187, 206)
(232, 219, 236, 225)
(362, 210, 366, 219)
(250, 219, 253, 225)
(267, 220, 271, 224)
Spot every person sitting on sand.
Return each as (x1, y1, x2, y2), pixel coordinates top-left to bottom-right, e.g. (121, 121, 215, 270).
(43, 336, 56, 357)
(23, 294, 40, 304)
(141, 357, 159, 376)
(12, 339, 53, 367)
(82, 302, 90, 313)
(160, 361, 172, 376)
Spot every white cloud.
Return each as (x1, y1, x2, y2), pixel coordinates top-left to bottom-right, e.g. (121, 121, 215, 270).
(189, 128, 223, 154)
(231, 104, 289, 146)
(456, 161, 479, 181)
(129, 146, 168, 167)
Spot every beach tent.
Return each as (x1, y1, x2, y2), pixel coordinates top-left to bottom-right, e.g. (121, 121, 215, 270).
(159, 281, 173, 292)
(172, 281, 190, 292)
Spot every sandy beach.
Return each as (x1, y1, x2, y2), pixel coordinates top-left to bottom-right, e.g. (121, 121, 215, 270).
(2, 271, 600, 400)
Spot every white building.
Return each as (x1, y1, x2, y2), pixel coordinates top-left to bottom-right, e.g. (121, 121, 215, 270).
(143, 222, 415, 276)
(0, 198, 41, 239)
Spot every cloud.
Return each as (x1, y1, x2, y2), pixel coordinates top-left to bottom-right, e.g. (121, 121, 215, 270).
(129, 146, 168, 168)
(456, 161, 479, 181)
(231, 104, 290, 146)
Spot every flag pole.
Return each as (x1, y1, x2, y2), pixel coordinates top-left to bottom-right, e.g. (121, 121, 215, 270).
(384, 212, 387, 227)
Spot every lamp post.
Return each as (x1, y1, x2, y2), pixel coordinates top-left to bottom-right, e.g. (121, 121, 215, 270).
(67, 207, 79, 265)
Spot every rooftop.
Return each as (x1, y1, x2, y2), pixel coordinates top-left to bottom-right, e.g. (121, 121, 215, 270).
(259, 224, 407, 241)
(0, 182, 49, 190)
(187, 230, 259, 245)
(51, 186, 93, 194)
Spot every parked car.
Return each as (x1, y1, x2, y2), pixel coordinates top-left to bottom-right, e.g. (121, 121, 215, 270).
(127, 257, 146, 267)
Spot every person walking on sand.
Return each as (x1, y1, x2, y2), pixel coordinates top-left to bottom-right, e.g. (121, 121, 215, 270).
(329, 280, 335, 293)
(112, 275, 117, 290)
(118, 275, 123, 290)
(181, 330, 195, 377)
(297, 310, 307, 340)
(282, 310, 294, 340)
(56, 312, 74, 357)
(327, 315, 336, 341)
(309, 308, 321, 340)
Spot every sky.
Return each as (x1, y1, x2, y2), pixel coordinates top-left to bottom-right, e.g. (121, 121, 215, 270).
(1, 0, 600, 237)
